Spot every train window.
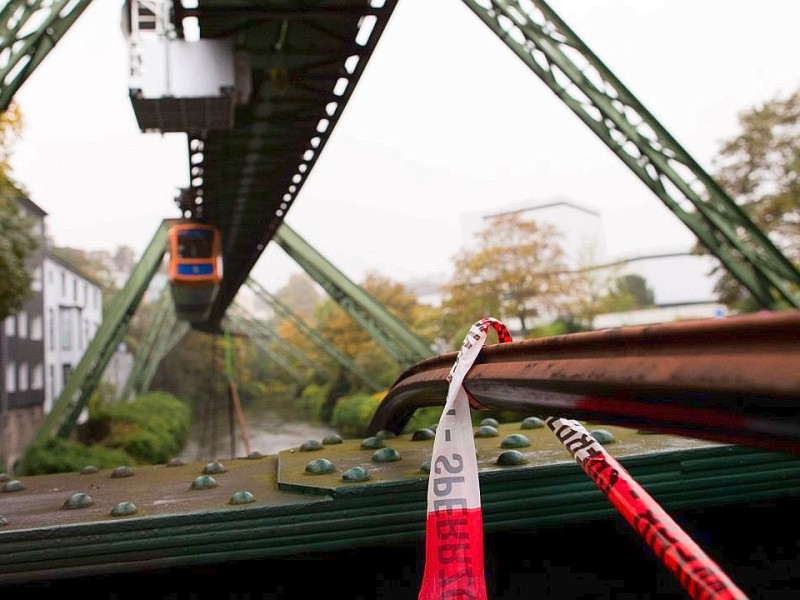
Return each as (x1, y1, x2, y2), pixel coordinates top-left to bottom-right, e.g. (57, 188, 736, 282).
(177, 229, 215, 259)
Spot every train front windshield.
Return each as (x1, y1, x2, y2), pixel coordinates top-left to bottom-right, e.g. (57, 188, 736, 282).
(177, 229, 215, 259)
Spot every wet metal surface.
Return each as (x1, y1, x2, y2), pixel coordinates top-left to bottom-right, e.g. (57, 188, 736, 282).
(369, 309, 800, 452)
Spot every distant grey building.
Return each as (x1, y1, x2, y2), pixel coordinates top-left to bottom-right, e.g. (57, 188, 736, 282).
(461, 198, 608, 268)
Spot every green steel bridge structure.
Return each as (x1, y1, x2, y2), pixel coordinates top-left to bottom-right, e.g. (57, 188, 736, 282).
(2, 3, 800, 596)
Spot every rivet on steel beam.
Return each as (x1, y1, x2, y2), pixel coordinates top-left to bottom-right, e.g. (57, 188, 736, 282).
(0, 473, 11, 482)
(63, 493, 94, 509)
(322, 434, 343, 445)
(372, 447, 401, 463)
(497, 450, 528, 466)
(412, 428, 435, 441)
(420, 459, 431, 473)
(190, 475, 219, 490)
(81, 465, 99, 474)
(475, 425, 499, 438)
(167, 458, 186, 467)
(480, 418, 500, 428)
(342, 466, 371, 482)
(2, 480, 25, 493)
(300, 440, 323, 452)
(111, 466, 135, 478)
(246, 451, 265, 459)
(521, 416, 545, 430)
(0, 514, 7, 526)
(375, 429, 396, 440)
(591, 429, 616, 444)
(229, 491, 256, 505)
(305, 459, 335, 474)
(111, 501, 138, 517)
(360, 436, 384, 450)
(203, 461, 227, 474)
(501, 434, 531, 449)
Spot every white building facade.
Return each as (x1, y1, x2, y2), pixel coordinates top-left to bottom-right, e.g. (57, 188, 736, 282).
(42, 253, 103, 414)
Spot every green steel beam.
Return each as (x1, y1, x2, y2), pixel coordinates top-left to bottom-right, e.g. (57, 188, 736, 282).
(119, 291, 173, 401)
(228, 304, 329, 378)
(245, 277, 380, 392)
(0, 0, 93, 112)
(226, 314, 307, 385)
(28, 220, 169, 446)
(138, 318, 189, 395)
(272, 224, 433, 368)
(460, 0, 800, 309)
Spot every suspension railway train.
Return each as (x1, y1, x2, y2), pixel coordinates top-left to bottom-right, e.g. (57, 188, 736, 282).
(166, 222, 223, 323)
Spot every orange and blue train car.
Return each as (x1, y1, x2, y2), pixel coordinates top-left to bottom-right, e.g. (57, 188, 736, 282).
(167, 222, 223, 323)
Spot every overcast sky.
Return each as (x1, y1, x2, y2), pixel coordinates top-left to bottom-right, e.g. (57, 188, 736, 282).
(9, 0, 800, 300)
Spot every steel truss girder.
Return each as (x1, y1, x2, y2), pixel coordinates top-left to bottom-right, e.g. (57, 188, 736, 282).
(226, 313, 307, 385)
(0, 0, 93, 112)
(119, 291, 173, 401)
(229, 303, 328, 377)
(138, 319, 189, 395)
(272, 223, 433, 369)
(246, 277, 380, 392)
(460, 0, 800, 308)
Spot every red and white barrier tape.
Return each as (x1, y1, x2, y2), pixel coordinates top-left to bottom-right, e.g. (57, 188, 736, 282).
(419, 317, 747, 600)
(418, 317, 508, 600)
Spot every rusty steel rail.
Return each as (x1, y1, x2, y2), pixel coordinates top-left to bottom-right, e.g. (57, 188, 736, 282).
(367, 309, 800, 454)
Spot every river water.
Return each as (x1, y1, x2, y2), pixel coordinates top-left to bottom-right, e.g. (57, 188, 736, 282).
(177, 407, 340, 463)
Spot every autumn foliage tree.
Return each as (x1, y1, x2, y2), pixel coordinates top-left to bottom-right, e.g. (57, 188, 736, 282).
(440, 212, 574, 340)
(701, 87, 800, 311)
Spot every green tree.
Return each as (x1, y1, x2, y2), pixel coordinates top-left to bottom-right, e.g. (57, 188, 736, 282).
(440, 212, 573, 339)
(600, 274, 655, 313)
(0, 195, 38, 320)
(700, 88, 800, 311)
(0, 102, 38, 320)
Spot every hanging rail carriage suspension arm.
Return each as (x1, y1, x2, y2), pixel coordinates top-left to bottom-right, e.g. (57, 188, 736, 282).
(460, 0, 800, 308)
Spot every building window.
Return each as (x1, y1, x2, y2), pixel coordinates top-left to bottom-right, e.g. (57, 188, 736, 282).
(48, 267, 53, 283)
(94, 288, 99, 308)
(32, 363, 43, 390)
(18, 362, 28, 391)
(49, 308, 55, 350)
(61, 271, 66, 296)
(5, 361, 16, 393)
(62, 363, 73, 387)
(73, 279, 78, 301)
(17, 311, 27, 339)
(84, 319, 90, 349)
(61, 311, 72, 350)
(49, 364, 55, 402)
(30, 315, 43, 341)
(31, 266, 43, 292)
(5, 316, 15, 337)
